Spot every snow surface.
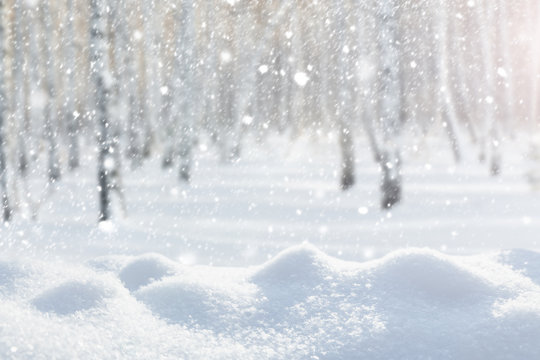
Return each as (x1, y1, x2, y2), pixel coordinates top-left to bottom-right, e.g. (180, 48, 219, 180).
(1, 136, 540, 358)
(1, 245, 540, 359)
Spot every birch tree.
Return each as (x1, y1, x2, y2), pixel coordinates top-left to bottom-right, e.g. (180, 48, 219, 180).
(41, 0, 61, 182)
(474, 0, 501, 175)
(12, 0, 29, 177)
(173, 0, 197, 181)
(65, 0, 79, 170)
(433, 0, 462, 162)
(332, 1, 355, 190)
(141, 0, 160, 158)
(376, 0, 402, 209)
(216, 4, 237, 163)
(531, 0, 540, 129)
(90, 0, 113, 222)
(200, 1, 219, 149)
(0, 0, 11, 221)
(447, 2, 478, 143)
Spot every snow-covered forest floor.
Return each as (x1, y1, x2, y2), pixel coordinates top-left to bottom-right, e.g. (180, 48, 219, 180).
(1, 135, 540, 359)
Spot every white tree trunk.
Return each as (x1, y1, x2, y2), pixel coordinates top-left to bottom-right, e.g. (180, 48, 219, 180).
(12, 1, 29, 177)
(474, 0, 500, 175)
(202, 1, 219, 143)
(90, 0, 113, 222)
(377, 0, 402, 209)
(334, 1, 355, 190)
(141, 0, 160, 158)
(531, 0, 540, 129)
(495, 0, 515, 135)
(174, 0, 197, 181)
(434, 0, 461, 163)
(123, 6, 144, 169)
(65, 0, 79, 170)
(41, 0, 61, 182)
(447, 7, 478, 143)
(0, 0, 11, 221)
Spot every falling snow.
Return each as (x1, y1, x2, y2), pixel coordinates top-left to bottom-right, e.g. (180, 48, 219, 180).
(293, 72, 310, 87)
(0, 0, 539, 358)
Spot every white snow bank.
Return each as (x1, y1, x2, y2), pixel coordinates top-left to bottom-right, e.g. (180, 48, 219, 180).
(1, 245, 540, 359)
(0, 261, 26, 292)
(135, 277, 253, 329)
(118, 253, 179, 291)
(250, 243, 339, 286)
(497, 249, 540, 285)
(32, 280, 114, 315)
(366, 249, 505, 303)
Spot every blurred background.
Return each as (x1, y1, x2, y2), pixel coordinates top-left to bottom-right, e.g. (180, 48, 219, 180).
(0, 0, 539, 264)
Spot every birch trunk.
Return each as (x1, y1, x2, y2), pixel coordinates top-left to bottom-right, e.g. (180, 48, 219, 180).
(474, 0, 501, 175)
(174, 0, 197, 181)
(90, 0, 113, 222)
(334, 1, 355, 190)
(66, 0, 79, 170)
(495, 0, 515, 136)
(141, 0, 160, 158)
(434, 0, 461, 162)
(377, 0, 402, 209)
(41, 0, 61, 182)
(12, 1, 28, 177)
(0, 0, 11, 221)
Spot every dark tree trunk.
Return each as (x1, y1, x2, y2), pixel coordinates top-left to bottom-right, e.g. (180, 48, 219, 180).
(380, 150, 402, 209)
(339, 127, 355, 191)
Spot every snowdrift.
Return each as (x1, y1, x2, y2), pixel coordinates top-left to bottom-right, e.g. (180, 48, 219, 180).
(1, 245, 540, 359)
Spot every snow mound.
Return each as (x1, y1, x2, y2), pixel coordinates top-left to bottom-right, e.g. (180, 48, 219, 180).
(367, 249, 503, 304)
(3, 246, 540, 358)
(0, 261, 25, 293)
(250, 243, 335, 286)
(32, 280, 113, 315)
(497, 249, 540, 285)
(135, 278, 245, 328)
(118, 254, 178, 291)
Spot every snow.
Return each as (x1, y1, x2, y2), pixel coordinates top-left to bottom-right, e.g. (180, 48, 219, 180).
(294, 72, 310, 87)
(32, 280, 113, 315)
(1, 137, 540, 358)
(1, 244, 540, 359)
(220, 50, 232, 63)
(3, 0, 538, 356)
(118, 254, 178, 291)
(497, 67, 508, 78)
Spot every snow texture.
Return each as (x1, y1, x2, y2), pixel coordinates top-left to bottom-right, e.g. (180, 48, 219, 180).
(0, 138, 539, 359)
(1, 244, 540, 359)
(119, 254, 178, 291)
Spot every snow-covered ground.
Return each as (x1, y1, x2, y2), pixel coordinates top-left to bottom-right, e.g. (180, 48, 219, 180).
(1, 136, 540, 359)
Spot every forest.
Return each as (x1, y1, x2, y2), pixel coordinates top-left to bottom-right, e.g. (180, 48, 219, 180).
(1, 1, 540, 359)
(0, 0, 538, 223)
